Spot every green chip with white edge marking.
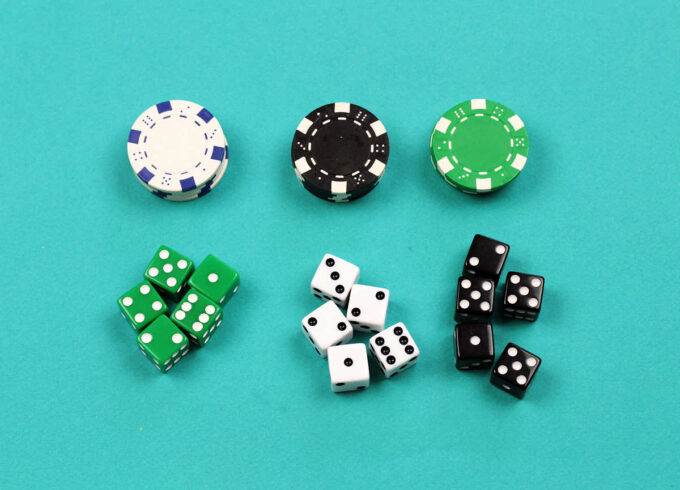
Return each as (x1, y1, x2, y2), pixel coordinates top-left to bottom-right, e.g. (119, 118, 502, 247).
(429, 99, 529, 194)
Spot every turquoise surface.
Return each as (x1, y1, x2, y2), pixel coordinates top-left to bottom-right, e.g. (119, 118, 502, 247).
(1, 1, 679, 488)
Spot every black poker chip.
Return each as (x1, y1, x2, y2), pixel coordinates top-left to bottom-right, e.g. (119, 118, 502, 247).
(291, 102, 390, 203)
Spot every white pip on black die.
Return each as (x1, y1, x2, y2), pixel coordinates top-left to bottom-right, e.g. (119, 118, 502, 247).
(346, 284, 390, 333)
(310, 253, 360, 306)
(490, 343, 541, 399)
(455, 276, 494, 322)
(301, 300, 353, 357)
(327, 343, 370, 393)
(502, 272, 544, 321)
(463, 234, 509, 284)
(369, 322, 420, 378)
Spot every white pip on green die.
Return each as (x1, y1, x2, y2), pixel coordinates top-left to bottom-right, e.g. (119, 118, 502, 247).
(188, 255, 239, 305)
(137, 316, 190, 373)
(171, 289, 223, 346)
(118, 280, 167, 331)
(144, 245, 194, 300)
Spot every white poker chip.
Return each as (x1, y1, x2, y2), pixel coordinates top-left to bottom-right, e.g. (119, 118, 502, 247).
(139, 148, 228, 202)
(127, 100, 228, 195)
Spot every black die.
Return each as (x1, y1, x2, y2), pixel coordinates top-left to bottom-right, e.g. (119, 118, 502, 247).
(490, 343, 541, 399)
(502, 272, 545, 321)
(454, 323, 494, 370)
(463, 234, 509, 284)
(455, 276, 494, 322)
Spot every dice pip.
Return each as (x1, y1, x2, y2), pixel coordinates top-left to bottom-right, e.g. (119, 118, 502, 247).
(369, 323, 420, 378)
(170, 289, 223, 346)
(188, 255, 239, 305)
(454, 322, 494, 370)
(118, 280, 167, 331)
(137, 315, 189, 372)
(490, 343, 541, 399)
(455, 276, 494, 322)
(327, 343, 370, 393)
(310, 253, 360, 307)
(302, 301, 353, 357)
(463, 234, 509, 284)
(346, 284, 390, 333)
(502, 272, 545, 321)
(144, 245, 194, 300)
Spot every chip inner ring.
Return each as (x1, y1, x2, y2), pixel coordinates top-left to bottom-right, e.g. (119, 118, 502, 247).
(450, 115, 511, 173)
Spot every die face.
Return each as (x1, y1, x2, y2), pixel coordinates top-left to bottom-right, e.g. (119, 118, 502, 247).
(144, 245, 194, 299)
(327, 343, 370, 393)
(455, 322, 494, 370)
(490, 343, 541, 398)
(188, 255, 239, 305)
(301, 301, 353, 357)
(455, 276, 494, 322)
(118, 280, 167, 330)
(369, 323, 420, 378)
(346, 284, 390, 333)
(463, 234, 509, 283)
(310, 253, 360, 306)
(170, 289, 223, 346)
(503, 272, 544, 321)
(137, 316, 189, 372)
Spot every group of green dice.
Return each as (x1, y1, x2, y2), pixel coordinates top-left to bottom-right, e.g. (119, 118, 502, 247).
(117, 245, 240, 372)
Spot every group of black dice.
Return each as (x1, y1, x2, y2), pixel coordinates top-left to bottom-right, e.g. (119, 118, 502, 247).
(454, 234, 545, 399)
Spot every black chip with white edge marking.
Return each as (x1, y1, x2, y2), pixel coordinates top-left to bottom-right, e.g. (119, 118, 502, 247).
(291, 102, 389, 202)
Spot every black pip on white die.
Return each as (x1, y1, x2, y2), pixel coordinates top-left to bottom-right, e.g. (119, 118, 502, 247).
(490, 343, 541, 399)
(502, 272, 544, 321)
(463, 234, 509, 284)
(310, 253, 360, 306)
(455, 276, 494, 322)
(368, 323, 420, 378)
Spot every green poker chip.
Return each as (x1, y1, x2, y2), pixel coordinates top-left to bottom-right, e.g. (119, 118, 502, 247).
(429, 99, 529, 194)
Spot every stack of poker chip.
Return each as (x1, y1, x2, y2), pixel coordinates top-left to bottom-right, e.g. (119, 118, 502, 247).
(429, 99, 529, 194)
(291, 102, 390, 203)
(127, 100, 229, 202)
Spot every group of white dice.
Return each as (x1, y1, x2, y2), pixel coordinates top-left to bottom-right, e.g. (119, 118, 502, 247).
(302, 253, 421, 393)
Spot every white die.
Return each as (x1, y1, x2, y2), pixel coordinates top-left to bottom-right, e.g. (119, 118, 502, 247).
(327, 343, 370, 393)
(310, 253, 360, 306)
(301, 301, 353, 358)
(346, 284, 390, 333)
(369, 323, 420, 378)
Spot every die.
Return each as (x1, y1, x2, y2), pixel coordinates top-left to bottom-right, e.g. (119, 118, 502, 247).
(137, 316, 189, 372)
(454, 322, 494, 370)
(301, 301, 353, 357)
(144, 245, 194, 300)
(369, 322, 420, 378)
(346, 284, 390, 333)
(310, 253, 360, 307)
(170, 289, 223, 346)
(502, 272, 545, 321)
(118, 280, 167, 330)
(490, 343, 541, 399)
(188, 255, 240, 305)
(463, 234, 509, 284)
(455, 276, 494, 322)
(327, 343, 370, 393)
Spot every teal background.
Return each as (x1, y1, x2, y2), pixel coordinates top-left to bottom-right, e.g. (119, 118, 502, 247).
(1, 1, 679, 488)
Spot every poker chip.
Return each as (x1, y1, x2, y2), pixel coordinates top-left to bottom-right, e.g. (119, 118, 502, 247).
(291, 102, 389, 203)
(429, 99, 529, 194)
(147, 151, 228, 202)
(127, 100, 229, 200)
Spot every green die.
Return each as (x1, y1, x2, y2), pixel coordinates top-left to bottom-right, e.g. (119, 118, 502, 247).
(144, 245, 194, 300)
(137, 316, 189, 372)
(118, 280, 167, 331)
(188, 255, 240, 304)
(171, 289, 223, 346)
